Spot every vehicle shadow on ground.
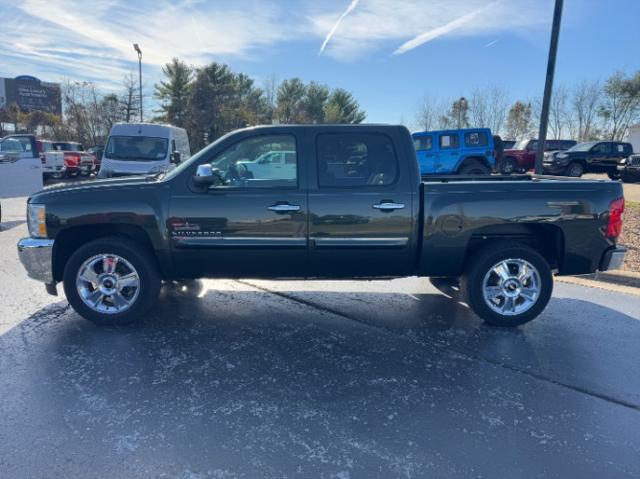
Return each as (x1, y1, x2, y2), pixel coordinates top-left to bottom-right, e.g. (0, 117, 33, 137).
(2, 282, 640, 477)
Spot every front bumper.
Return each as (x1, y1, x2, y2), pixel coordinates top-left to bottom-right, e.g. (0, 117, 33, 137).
(600, 247, 627, 271)
(542, 162, 568, 175)
(17, 238, 55, 283)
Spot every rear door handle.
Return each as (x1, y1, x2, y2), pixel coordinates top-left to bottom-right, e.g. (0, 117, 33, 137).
(268, 203, 300, 213)
(373, 201, 405, 211)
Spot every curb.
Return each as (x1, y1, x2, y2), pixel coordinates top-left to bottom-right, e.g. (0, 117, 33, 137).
(556, 270, 640, 296)
(593, 270, 640, 289)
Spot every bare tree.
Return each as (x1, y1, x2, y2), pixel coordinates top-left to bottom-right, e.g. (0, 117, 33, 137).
(506, 101, 533, 140)
(571, 79, 601, 141)
(549, 85, 569, 139)
(470, 86, 509, 136)
(415, 96, 440, 131)
(121, 73, 141, 123)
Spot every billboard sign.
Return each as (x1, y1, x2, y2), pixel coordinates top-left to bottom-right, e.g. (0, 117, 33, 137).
(0, 76, 62, 115)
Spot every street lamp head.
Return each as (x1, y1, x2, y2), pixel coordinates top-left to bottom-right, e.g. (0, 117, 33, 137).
(133, 43, 142, 55)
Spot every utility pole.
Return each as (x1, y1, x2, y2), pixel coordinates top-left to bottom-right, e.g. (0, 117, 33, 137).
(133, 43, 143, 122)
(535, 0, 563, 175)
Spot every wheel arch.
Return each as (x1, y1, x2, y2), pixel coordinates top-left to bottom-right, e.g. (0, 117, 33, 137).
(456, 155, 492, 173)
(53, 224, 162, 281)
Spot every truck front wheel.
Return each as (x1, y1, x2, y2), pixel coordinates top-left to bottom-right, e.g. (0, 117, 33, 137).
(461, 243, 553, 327)
(63, 236, 161, 325)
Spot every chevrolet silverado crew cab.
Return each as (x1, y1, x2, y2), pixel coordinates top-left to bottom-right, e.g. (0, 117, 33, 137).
(18, 125, 627, 327)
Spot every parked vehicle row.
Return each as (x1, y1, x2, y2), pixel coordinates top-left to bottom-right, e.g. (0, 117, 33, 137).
(501, 139, 577, 174)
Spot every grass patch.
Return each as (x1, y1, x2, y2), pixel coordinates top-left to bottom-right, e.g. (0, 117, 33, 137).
(626, 200, 640, 211)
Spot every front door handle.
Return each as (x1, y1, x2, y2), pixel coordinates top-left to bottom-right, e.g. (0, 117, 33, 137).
(373, 201, 405, 212)
(268, 203, 301, 213)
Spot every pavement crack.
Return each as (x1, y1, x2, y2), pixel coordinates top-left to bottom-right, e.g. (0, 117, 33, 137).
(237, 280, 640, 413)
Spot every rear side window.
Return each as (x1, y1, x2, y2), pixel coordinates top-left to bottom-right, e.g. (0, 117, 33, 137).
(413, 136, 433, 151)
(616, 143, 631, 154)
(439, 133, 460, 149)
(317, 133, 398, 187)
(464, 131, 488, 147)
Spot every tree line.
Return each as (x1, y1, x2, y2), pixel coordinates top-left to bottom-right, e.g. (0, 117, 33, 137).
(414, 69, 640, 141)
(0, 59, 366, 150)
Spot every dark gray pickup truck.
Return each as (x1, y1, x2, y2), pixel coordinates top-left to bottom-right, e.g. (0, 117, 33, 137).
(18, 125, 627, 327)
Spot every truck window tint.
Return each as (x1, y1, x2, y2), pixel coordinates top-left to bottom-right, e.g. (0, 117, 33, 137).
(464, 131, 488, 147)
(439, 134, 459, 149)
(592, 143, 610, 154)
(317, 133, 398, 187)
(210, 134, 297, 188)
(413, 136, 432, 151)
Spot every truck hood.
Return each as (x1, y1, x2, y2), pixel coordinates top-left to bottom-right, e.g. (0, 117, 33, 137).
(503, 149, 525, 157)
(29, 175, 156, 202)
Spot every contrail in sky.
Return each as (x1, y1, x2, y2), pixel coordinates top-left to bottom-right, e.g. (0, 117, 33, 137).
(319, 0, 360, 55)
(393, 1, 499, 55)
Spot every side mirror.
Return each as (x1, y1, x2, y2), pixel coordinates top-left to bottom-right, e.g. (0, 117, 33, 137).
(171, 151, 181, 164)
(193, 164, 223, 187)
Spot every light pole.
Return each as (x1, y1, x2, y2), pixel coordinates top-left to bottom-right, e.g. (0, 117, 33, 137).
(535, 0, 563, 174)
(133, 43, 143, 122)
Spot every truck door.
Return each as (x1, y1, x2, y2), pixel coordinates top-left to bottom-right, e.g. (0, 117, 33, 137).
(168, 132, 308, 278)
(413, 134, 435, 174)
(0, 135, 42, 198)
(437, 132, 461, 173)
(590, 142, 611, 167)
(308, 130, 416, 277)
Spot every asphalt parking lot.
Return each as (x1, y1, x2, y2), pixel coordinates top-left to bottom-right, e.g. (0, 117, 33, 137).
(1, 195, 640, 478)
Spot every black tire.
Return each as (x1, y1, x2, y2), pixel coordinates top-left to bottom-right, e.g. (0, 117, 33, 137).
(500, 157, 518, 175)
(607, 170, 621, 180)
(67, 170, 80, 178)
(564, 162, 584, 177)
(460, 242, 553, 327)
(63, 236, 161, 325)
(459, 160, 490, 175)
(51, 171, 65, 180)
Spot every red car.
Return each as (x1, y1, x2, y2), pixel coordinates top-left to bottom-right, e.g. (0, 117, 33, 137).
(501, 139, 577, 174)
(53, 142, 97, 177)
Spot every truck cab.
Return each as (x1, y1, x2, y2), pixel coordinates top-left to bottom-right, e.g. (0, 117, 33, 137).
(412, 128, 495, 175)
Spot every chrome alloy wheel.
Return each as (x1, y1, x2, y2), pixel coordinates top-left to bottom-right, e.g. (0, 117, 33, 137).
(76, 254, 140, 314)
(482, 258, 541, 316)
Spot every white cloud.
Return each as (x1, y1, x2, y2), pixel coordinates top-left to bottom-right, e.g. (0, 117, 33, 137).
(309, 0, 552, 60)
(319, 0, 360, 55)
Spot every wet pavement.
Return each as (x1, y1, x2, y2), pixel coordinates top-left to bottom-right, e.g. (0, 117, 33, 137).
(1, 197, 639, 478)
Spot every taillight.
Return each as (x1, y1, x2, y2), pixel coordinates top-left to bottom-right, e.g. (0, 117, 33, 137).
(64, 152, 81, 167)
(607, 198, 624, 238)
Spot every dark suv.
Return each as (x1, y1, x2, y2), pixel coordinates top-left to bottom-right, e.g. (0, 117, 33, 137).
(501, 139, 577, 174)
(543, 141, 633, 178)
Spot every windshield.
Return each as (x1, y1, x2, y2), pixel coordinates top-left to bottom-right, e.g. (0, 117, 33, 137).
(54, 142, 83, 151)
(512, 139, 531, 150)
(105, 135, 168, 161)
(567, 141, 597, 152)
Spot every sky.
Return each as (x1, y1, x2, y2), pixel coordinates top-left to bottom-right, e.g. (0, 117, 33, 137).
(0, 0, 639, 125)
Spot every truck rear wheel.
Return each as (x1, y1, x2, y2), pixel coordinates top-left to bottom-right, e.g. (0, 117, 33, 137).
(500, 157, 518, 175)
(459, 160, 490, 175)
(63, 236, 161, 325)
(461, 242, 553, 327)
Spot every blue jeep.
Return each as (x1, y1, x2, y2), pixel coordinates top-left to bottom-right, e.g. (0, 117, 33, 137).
(412, 128, 495, 175)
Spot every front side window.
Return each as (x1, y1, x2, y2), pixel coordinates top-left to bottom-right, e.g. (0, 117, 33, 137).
(464, 131, 488, 147)
(0, 138, 29, 152)
(413, 135, 433, 151)
(591, 143, 610, 154)
(209, 134, 297, 188)
(105, 136, 168, 161)
(439, 134, 460, 149)
(317, 133, 398, 187)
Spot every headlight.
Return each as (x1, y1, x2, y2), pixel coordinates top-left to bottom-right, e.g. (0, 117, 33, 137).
(556, 153, 567, 159)
(619, 157, 627, 165)
(27, 204, 47, 238)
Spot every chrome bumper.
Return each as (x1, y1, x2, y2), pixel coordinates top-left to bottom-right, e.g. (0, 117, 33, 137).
(17, 238, 55, 283)
(600, 247, 627, 271)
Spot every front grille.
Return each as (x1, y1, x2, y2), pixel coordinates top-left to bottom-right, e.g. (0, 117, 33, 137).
(629, 156, 640, 167)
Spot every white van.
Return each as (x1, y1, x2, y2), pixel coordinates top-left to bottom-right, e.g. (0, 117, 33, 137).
(99, 123, 190, 177)
(0, 134, 43, 198)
